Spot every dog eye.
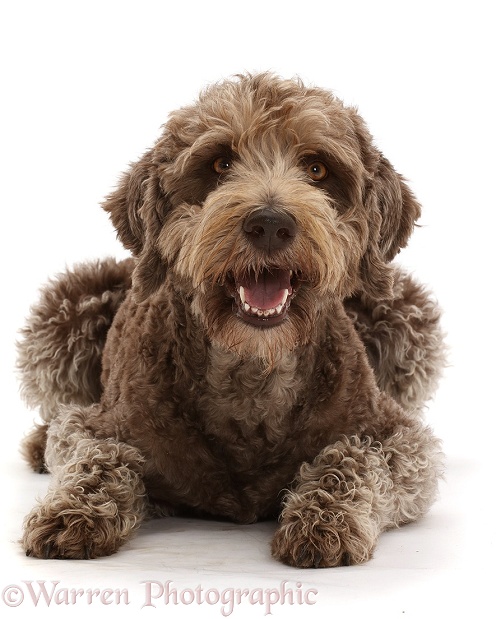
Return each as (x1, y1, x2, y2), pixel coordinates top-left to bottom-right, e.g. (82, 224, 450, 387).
(306, 161, 328, 182)
(212, 157, 233, 174)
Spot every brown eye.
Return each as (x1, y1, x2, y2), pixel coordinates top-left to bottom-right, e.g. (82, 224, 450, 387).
(307, 161, 328, 182)
(213, 156, 232, 174)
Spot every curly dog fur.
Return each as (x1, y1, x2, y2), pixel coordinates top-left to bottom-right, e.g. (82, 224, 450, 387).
(18, 73, 444, 566)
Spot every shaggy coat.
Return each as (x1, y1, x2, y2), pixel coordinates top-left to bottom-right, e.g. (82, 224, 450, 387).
(19, 74, 444, 567)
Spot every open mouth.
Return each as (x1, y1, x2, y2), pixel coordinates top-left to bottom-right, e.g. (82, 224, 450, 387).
(228, 268, 297, 327)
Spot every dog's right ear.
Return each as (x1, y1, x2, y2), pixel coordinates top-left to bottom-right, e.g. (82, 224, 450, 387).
(102, 149, 170, 303)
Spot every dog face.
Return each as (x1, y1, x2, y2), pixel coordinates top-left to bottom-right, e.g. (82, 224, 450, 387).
(104, 74, 420, 359)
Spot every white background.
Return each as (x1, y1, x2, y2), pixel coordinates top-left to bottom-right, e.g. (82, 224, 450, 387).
(1, 1, 494, 617)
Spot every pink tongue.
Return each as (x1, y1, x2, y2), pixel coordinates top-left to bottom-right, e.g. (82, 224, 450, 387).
(239, 269, 291, 310)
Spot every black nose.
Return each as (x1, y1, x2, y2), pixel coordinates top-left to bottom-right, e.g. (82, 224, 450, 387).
(243, 207, 297, 252)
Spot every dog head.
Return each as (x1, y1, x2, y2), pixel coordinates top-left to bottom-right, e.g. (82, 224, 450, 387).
(103, 73, 420, 359)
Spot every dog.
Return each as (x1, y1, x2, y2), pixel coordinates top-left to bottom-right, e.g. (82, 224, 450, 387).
(18, 73, 445, 567)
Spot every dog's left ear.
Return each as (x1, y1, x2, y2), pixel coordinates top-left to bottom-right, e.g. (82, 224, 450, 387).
(346, 108, 421, 300)
(102, 149, 170, 303)
(359, 153, 421, 300)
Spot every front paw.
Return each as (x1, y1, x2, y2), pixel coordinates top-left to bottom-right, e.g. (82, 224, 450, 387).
(22, 491, 136, 559)
(271, 492, 378, 568)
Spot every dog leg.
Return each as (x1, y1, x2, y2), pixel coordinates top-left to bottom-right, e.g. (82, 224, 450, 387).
(345, 267, 445, 411)
(18, 258, 133, 422)
(18, 257, 134, 472)
(271, 413, 442, 568)
(22, 405, 146, 559)
(20, 423, 49, 473)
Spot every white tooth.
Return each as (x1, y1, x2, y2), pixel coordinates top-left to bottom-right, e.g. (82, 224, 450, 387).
(281, 289, 289, 305)
(263, 310, 270, 316)
(257, 309, 264, 317)
(276, 304, 283, 315)
(251, 306, 259, 315)
(239, 286, 245, 304)
(289, 270, 293, 276)
(244, 302, 251, 312)
(268, 308, 275, 315)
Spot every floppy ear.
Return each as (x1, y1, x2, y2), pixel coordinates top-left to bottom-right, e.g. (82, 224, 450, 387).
(102, 150, 170, 302)
(359, 154, 421, 300)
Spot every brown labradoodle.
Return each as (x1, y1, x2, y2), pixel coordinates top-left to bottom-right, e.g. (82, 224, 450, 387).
(18, 73, 445, 567)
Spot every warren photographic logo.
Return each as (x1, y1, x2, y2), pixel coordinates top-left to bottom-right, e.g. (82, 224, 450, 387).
(2, 579, 318, 616)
